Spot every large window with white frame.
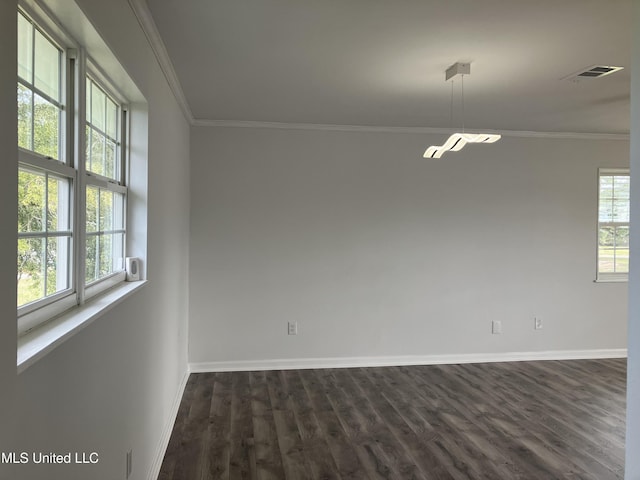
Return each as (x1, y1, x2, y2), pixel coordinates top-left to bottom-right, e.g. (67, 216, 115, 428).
(597, 168, 630, 281)
(17, 6, 129, 334)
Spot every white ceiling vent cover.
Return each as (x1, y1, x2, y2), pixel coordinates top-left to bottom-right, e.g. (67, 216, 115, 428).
(563, 65, 624, 81)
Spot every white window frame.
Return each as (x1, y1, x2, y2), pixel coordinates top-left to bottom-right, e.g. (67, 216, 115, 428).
(17, 4, 130, 336)
(596, 167, 630, 283)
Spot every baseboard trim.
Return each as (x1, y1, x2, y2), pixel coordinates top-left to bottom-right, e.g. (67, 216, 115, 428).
(189, 349, 627, 373)
(147, 368, 190, 480)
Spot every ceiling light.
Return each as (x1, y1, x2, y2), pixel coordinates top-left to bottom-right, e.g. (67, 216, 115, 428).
(424, 132, 501, 159)
(424, 62, 501, 159)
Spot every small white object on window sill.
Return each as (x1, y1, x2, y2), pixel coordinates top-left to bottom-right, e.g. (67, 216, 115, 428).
(125, 257, 141, 281)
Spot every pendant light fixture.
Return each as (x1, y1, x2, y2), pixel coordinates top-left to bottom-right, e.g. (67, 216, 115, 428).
(423, 62, 501, 159)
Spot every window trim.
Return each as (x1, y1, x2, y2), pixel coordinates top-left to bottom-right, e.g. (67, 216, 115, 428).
(595, 167, 630, 283)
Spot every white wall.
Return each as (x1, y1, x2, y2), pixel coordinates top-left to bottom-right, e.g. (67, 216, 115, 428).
(190, 126, 628, 367)
(625, 2, 640, 478)
(0, 1, 190, 479)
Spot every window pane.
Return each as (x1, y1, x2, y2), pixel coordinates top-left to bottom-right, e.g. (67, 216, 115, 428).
(598, 197, 613, 223)
(86, 186, 99, 232)
(99, 234, 113, 277)
(17, 237, 45, 307)
(613, 199, 630, 222)
(33, 93, 59, 159)
(105, 139, 116, 180)
(47, 236, 71, 295)
(18, 84, 33, 150)
(34, 29, 60, 101)
(112, 232, 125, 271)
(18, 169, 46, 233)
(18, 13, 33, 82)
(599, 176, 614, 200)
(615, 226, 630, 248)
(106, 97, 118, 139)
(614, 176, 630, 199)
(614, 249, 629, 273)
(85, 235, 98, 283)
(97, 233, 124, 277)
(614, 226, 630, 273)
(100, 190, 113, 231)
(47, 175, 71, 231)
(113, 192, 125, 230)
(91, 82, 105, 132)
(90, 128, 105, 176)
(598, 226, 615, 274)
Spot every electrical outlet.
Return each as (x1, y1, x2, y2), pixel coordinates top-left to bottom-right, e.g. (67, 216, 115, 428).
(492, 320, 502, 334)
(126, 450, 132, 479)
(288, 321, 298, 335)
(534, 317, 543, 330)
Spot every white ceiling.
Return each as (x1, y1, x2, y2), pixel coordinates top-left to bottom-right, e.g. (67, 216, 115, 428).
(145, 0, 631, 134)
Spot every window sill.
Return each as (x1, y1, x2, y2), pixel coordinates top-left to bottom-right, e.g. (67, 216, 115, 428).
(594, 277, 628, 283)
(17, 280, 147, 374)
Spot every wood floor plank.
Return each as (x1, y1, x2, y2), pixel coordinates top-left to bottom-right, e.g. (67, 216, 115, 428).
(316, 369, 401, 480)
(443, 362, 623, 479)
(300, 370, 368, 480)
(286, 371, 342, 480)
(159, 358, 626, 480)
(206, 373, 233, 479)
(428, 363, 597, 478)
(248, 371, 287, 480)
(228, 372, 255, 480)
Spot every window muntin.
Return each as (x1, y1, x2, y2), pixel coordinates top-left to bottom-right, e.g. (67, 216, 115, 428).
(597, 169, 630, 280)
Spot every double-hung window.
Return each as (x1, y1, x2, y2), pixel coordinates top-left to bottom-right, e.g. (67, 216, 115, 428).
(597, 168, 630, 281)
(17, 7, 129, 334)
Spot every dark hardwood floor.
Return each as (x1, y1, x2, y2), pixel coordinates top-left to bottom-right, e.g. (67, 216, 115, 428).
(158, 358, 626, 479)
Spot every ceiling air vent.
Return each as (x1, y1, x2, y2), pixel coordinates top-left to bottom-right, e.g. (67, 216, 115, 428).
(563, 65, 624, 81)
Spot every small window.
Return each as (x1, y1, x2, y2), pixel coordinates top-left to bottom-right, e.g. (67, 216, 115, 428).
(597, 168, 630, 281)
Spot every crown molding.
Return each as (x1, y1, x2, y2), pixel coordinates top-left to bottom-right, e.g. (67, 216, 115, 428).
(192, 119, 630, 140)
(127, 0, 194, 123)
(125, 0, 629, 142)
